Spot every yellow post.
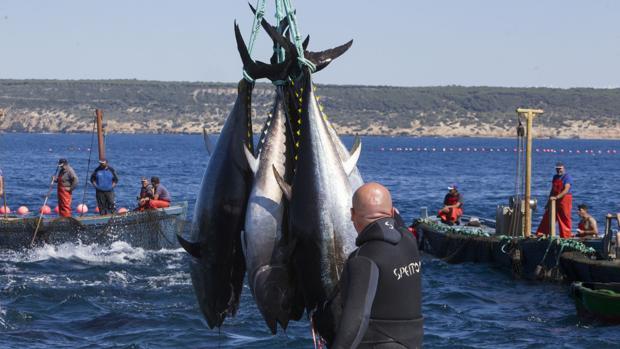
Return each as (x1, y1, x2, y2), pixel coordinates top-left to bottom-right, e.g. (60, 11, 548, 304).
(516, 108, 544, 237)
(549, 199, 556, 237)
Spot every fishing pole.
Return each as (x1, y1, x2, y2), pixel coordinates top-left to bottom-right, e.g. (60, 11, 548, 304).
(30, 167, 60, 247)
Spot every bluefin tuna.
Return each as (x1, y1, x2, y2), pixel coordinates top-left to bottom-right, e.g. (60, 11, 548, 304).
(274, 70, 362, 314)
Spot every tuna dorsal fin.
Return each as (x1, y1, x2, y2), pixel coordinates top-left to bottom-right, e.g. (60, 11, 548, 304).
(203, 128, 215, 156)
(272, 165, 292, 201)
(244, 143, 259, 175)
(177, 234, 202, 258)
(343, 135, 362, 176)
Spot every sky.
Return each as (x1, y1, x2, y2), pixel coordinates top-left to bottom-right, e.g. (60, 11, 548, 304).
(0, 0, 619, 88)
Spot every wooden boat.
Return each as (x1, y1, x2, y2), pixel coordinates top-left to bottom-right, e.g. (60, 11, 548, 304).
(0, 202, 188, 250)
(0, 109, 188, 250)
(570, 281, 620, 323)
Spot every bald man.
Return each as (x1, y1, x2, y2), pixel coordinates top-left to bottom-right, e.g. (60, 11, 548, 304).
(321, 182, 423, 349)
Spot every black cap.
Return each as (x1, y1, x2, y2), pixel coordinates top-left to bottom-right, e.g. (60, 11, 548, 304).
(58, 158, 68, 166)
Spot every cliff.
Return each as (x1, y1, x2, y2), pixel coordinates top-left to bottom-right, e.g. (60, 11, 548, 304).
(1, 79, 619, 139)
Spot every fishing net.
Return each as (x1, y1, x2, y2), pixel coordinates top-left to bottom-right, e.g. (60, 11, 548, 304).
(0, 202, 187, 250)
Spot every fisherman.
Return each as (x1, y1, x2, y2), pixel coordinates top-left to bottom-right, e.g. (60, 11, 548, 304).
(90, 159, 119, 215)
(315, 182, 423, 348)
(54, 159, 78, 218)
(146, 176, 171, 209)
(536, 162, 573, 238)
(438, 184, 463, 225)
(136, 177, 154, 211)
(575, 204, 599, 239)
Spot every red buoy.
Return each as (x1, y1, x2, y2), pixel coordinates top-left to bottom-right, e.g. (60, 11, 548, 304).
(54, 206, 60, 213)
(17, 206, 29, 215)
(0, 206, 11, 214)
(117, 207, 128, 214)
(95, 206, 100, 213)
(77, 204, 88, 214)
(40, 205, 52, 215)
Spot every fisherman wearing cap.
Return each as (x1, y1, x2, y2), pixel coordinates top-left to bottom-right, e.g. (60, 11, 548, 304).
(55, 159, 78, 217)
(536, 162, 573, 238)
(136, 177, 154, 211)
(438, 184, 463, 225)
(90, 159, 119, 215)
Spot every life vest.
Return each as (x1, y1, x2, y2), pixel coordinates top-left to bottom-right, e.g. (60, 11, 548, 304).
(445, 193, 460, 206)
(95, 169, 114, 192)
(551, 175, 569, 196)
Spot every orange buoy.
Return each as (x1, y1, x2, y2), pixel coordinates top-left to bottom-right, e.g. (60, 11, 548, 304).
(40, 205, 52, 215)
(54, 206, 60, 213)
(117, 207, 128, 214)
(0, 206, 11, 214)
(17, 206, 29, 215)
(77, 204, 88, 214)
(95, 206, 100, 213)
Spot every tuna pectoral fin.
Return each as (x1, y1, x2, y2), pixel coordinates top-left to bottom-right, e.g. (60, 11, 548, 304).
(272, 165, 292, 201)
(342, 135, 362, 176)
(203, 128, 215, 156)
(243, 144, 259, 175)
(177, 234, 201, 258)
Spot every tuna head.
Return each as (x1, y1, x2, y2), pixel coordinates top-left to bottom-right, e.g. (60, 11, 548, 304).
(273, 70, 362, 313)
(178, 78, 254, 329)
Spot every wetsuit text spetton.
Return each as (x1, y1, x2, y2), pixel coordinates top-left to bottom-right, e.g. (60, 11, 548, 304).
(317, 182, 423, 348)
(331, 217, 423, 348)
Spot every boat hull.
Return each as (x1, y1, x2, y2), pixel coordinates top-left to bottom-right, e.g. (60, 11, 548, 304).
(570, 281, 620, 323)
(416, 218, 578, 281)
(0, 202, 188, 250)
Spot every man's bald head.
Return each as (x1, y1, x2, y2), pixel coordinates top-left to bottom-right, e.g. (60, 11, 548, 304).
(351, 182, 394, 233)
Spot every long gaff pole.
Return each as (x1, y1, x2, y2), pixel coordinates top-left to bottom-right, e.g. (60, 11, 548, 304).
(30, 168, 60, 247)
(2, 180, 7, 219)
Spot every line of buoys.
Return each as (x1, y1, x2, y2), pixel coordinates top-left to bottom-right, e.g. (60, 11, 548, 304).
(379, 147, 618, 155)
(17, 206, 29, 215)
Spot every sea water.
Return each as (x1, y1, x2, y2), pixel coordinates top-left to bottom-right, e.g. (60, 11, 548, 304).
(1, 133, 619, 348)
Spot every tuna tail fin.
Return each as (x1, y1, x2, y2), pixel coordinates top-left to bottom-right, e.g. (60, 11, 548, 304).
(203, 127, 215, 156)
(234, 21, 294, 82)
(177, 234, 202, 258)
(342, 135, 362, 176)
(305, 40, 353, 72)
(272, 165, 292, 201)
(243, 143, 259, 175)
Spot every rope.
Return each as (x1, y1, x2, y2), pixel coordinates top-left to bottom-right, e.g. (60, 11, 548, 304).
(242, 0, 268, 83)
(281, 0, 316, 72)
(79, 113, 97, 217)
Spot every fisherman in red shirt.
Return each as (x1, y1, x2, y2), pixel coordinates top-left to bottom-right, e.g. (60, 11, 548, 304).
(438, 184, 463, 226)
(536, 162, 573, 238)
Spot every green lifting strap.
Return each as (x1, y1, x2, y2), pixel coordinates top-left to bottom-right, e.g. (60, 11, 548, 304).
(243, 0, 267, 82)
(281, 0, 316, 72)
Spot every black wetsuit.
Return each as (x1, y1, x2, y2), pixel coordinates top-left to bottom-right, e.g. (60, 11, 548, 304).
(320, 217, 423, 349)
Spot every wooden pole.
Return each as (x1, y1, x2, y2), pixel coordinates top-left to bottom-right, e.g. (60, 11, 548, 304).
(516, 108, 544, 237)
(549, 199, 556, 237)
(95, 109, 106, 161)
